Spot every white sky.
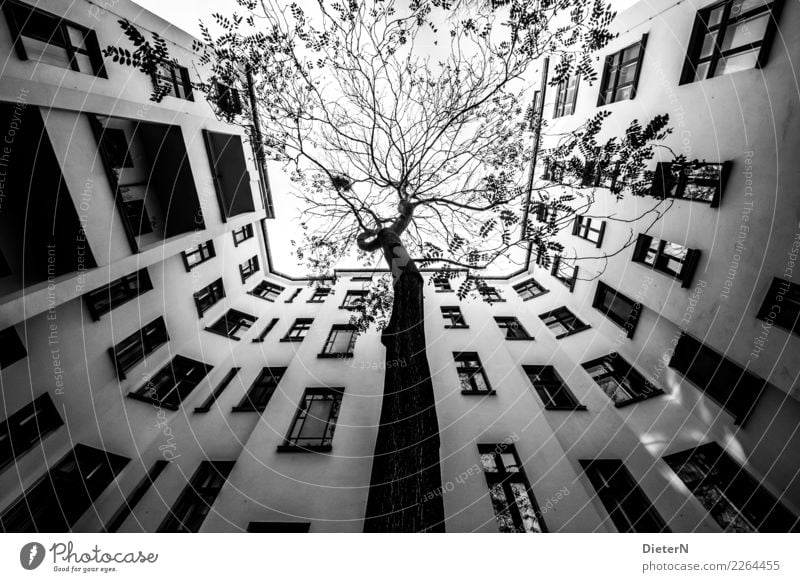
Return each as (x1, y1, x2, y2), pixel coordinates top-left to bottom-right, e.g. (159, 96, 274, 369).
(130, 0, 642, 275)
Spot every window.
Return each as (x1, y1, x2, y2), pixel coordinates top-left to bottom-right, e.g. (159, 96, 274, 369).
(0, 444, 129, 532)
(194, 278, 225, 318)
(632, 234, 701, 287)
(214, 80, 242, 116)
(581, 159, 621, 190)
(97, 127, 133, 169)
(541, 159, 565, 183)
(513, 278, 548, 301)
(233, 367, 286, 412)
(205, 309, 256, 340)
(249, 280, 283, 302)
(181, 241, 216, 271)
(478, 443, 545, 533)
(158, 461, 235, 532)
(239, 256, 259, 283)
(232, 223, 254, 246)
(664, 442, 799, 532)
(351, 275, 373, 282)
(253, 318, 279, 343)
(123, 199, 153, 237)
(341, 290, 367, 309)
(495, 317, 532, 340)
(433, 277, 453, 292)
(152, 62, 193, 100)
(284, 288, 302, 303)
(203, 131, 255, 220)
(108, 316, 169, 379)
(0, 393, 63, 473)
(105, 460, 168, 532)
(551, 255, 578, 292)
(553, 74, 579, 117)
(680, 0, 784, 85)
(84, 269, 153, 320)
(581, 459, 668, 532)
(129, 355, 212, 410)
(598, 35, 648, 105)
(539, 306, 590, 339)
(195, 368, 240, 413)
(283, 318, 313, 342)
(478, 285, 504, 303)
(441, 306, 468, 329)
(592, 281, 641, 339)
(319, 325, 357, 358)
(572, 215, 606, 247)
(308, 287, 332, 303)
(757, 277, 799, 335)
(669, 333, 767, 424)
(651, 161, 731, 207)
(454, 352, 493, 394)
(0, 326, 27, 369)
(524, 365, 585, 410)
(278, 388, 344, 452)
(2, 0, 107, 76)
(247, 522, 310, 532)
(583, 353, 662, 407)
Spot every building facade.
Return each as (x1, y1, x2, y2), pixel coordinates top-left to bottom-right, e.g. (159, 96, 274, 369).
(0, 0, 798, 533)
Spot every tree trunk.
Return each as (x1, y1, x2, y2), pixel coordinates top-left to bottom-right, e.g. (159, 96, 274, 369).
(363, 228, 445, 532)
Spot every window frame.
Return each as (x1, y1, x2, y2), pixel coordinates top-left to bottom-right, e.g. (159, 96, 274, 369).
(282, 318, 314, 342)
(181, 241, 216, 272)
(572, 215, 607, 248)
(454, 352, 494, 395)
(340, 289, 368, 309)
(232, 223, 254, 246)
(248, 279, 284, 302)
(105, 459, 169, 532)
(0, 325, 27, 369)
(277, 387, 344, 452)
(233, 367, 286, 412)
(539, 306, 591, 339)
(252, 317, 279, 343)
(494, 316, 533, 340)
(194, 367, 241, 413)
(582, 353, 663, 407)
(631, 233, 701, 288)
(157, 461, 235, 532)
(551, 255, 578, 292)
(433, 276, 454, 292)
(307, 287, 332, 303)
(214, 80, 242, 116)
(204, 308, 256, 341)
(650, 161, 731, 207)
(597, 34, 648, 106)
(318, 324, 357, 358)
(151, 61, 194, 101)
(239, 255, 259, 283)
(553, 74, 580, 118)
(129, 355, 212, 411)
(592, 281, 642, 339)
(523, 365, 586, 410)
(0, 393, 63, 474)
(193, 277, 225, 318)
(513, 278, 548, 301)
(83, 269, 153, 321)
(441, 306, 468, 329)
(108, 316, 169, 379)
(756, 277, 799, 336)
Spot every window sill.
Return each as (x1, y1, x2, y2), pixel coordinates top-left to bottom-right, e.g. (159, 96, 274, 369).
(613, 390, 664, 409)
(232, 405, 266, 413)
(435, 289, 455, 293)
(554, 326, 591, 340)
(316, 353, 354, 359)
(461, 390, 496, 396)
(444, 325, 470, 329)
(276, 444, 332, 453)
(306, 300, 327, 304)
(280, 337, 305, 343)
(193, 406, 211, 414)
(505, 336, 534, 341)
(127, 393, 179, 411)
(543, 405, 587, 411)
(521, 291, 549, 301)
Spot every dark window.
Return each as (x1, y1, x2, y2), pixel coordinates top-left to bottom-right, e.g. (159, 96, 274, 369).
(123, 199, 153, 236)
(441, 306, 468, 329)
(194, 278, 225, 318)
(433, 277, 453, 292)
(651, 161, 731, 207)
(513, 278, 548, 300)
(105, 460, 168, 532)
(495, 317, 532, 340)
(598, 34, 648, 105)
(664, 442, 799, 532)
(551, 256, 578, 292)
(129, 355, 212, 410)
(583, 353, 663, 407)
(0, 444, 129, 532)
(284, 288, 302, 303)
(2, 0, 107, 76)
(680, 0, 784, 85)
(756, 277, 799, 336)
(541, 159, 565, 183)
(581, 159, 621, 190)
(351, 275, 373, 282)
(97, 127, 133, 168)
(253, 318, 279, 343)
(319, 325, 357, 358)
(524, 365, 585, 410)
(341, 290, 367, 309)
(195, 368, 240, 413)
(0, 393, 63, 473)
(84, 269, 153, 320)
(478, 284, 504, 303)
(478, 443, 546, 533)
(572, 215, 606, 247)
(278, 388, 344, 452)
(0, 326, 27, 369)
(239, 256, 259, 283)
(308, 287, 332, 303)
(214, 81, 242, 116)
(632, 233, 701, 287)
(669, 333, 767, 424)
(203, 131, 255, 220)
(283, 318, 313, 342)
(581, 459, 668, 532)
(152, 62, 193, 100)
(232, 223, 254, 246)
(247, 522, 310, 532)
(181, 241, 216, 271)
(158, 461, 234, 532)
(553, 74, 579, 117)
(108, 316, 169, 379)
(592, 281, 641, 339)
(539, 306, 590, 339)
(205, 309, 256, 340)
(249, 279, 283, 302)
(233, 367, 286, 412)
(454, 352, 493, 394)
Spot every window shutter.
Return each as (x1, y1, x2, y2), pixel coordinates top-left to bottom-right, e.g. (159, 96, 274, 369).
(572, 215, 581, 235)
(596, 221, 607, 248)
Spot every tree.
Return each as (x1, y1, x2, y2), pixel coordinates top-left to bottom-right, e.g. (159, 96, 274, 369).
(106, 0, 676, 531)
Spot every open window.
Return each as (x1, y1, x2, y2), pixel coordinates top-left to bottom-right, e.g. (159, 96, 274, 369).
(651, 161, 731, 207)
(203, 130, 255, 221)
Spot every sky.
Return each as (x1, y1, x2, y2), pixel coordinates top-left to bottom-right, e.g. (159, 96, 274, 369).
(130, 0, 642, 275)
